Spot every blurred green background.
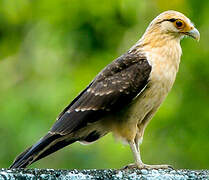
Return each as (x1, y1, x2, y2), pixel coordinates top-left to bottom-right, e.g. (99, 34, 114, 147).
(0, 0, 208, 170)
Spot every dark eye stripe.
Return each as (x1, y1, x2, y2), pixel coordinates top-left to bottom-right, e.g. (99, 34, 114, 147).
(157, 18, 177, 24)
(167, 18, 176, 22)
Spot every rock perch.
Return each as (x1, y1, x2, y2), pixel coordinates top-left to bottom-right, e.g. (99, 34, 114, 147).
(0, 168, 209, 180)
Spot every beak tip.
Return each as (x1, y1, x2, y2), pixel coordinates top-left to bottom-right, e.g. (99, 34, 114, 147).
(197, 35, 200, 42)
(189, 28, 200, 41)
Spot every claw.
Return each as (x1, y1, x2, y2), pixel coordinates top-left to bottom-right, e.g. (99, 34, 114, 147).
(122, 163, 137, 170)
(167, 165, 174, 170)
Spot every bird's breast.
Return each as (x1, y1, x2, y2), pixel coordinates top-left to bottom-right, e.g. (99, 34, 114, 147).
(125, 46, 181, 125)
(146, 43, 181, 93)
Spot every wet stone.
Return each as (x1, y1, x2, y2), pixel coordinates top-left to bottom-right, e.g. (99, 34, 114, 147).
(151, 169, 159, 174)
(141, 169, 149, 175)
(0, 168, 208, 180)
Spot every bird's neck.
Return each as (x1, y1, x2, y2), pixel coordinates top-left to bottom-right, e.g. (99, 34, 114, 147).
(131, 31, 182, 72)
(129, 31, 182, 94)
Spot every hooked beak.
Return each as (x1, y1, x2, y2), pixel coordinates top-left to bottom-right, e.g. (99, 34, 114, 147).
(183, 27, 200, 41)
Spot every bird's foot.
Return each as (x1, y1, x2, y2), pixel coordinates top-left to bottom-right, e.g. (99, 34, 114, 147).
(123, 163, 173, 170)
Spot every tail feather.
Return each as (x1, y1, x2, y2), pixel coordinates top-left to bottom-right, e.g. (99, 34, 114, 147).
(34, 138, 76, 162)
(10, 133, 77, 168)
(11, 146, 33, 167)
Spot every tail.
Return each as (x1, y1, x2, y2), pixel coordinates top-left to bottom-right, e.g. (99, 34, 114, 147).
(10, 133, 77, 168)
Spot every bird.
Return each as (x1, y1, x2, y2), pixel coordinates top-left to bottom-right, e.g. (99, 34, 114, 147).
(10, 10, 200, 169)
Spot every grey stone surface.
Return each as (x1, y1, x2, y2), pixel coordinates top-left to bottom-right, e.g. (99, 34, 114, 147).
(0, 168, 208, 180)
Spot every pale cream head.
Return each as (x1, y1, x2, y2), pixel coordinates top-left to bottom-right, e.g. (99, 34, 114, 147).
(144, 10, 200, 41)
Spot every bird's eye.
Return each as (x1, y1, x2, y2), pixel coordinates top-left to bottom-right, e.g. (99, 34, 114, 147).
(174, 19, 184, 29)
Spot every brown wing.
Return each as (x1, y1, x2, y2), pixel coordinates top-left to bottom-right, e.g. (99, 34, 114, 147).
(50, 52, 151, 135)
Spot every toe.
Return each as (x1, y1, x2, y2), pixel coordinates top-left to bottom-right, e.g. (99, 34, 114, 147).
(122, 163, 173, 170)
(122, 163, 138, 170)
(143, 164, 173, 169)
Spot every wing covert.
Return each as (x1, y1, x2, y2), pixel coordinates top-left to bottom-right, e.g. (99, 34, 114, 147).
(51, 52, 151, 135)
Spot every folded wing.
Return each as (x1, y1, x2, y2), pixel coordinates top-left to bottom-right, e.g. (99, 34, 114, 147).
(51, 52, 151, 135)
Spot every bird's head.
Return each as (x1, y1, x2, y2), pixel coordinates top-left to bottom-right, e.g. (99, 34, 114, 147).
(143, 10, 200, 43)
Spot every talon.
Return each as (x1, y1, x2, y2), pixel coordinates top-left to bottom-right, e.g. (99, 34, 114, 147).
(122, 163, 139, 170)
(168, 165, 174, 169)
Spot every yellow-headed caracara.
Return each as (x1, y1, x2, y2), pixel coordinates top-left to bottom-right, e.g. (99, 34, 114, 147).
(10, 10, 200, 169)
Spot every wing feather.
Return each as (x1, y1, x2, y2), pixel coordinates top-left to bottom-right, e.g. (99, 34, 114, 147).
(51, 52, 151, 135)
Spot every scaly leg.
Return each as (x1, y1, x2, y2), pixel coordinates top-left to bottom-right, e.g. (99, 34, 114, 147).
(124, 140, 173, 169)
(134, 132, 142, 152)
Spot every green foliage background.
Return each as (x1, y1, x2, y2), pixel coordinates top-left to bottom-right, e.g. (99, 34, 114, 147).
(0, 0, 208, 169)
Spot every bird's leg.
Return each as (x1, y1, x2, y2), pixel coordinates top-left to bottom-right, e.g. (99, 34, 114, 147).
(122, 140, 143, 169)
(123, 140, 173, 170)
(134, 132, 141, 152)
(129, 140, 143, 164)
